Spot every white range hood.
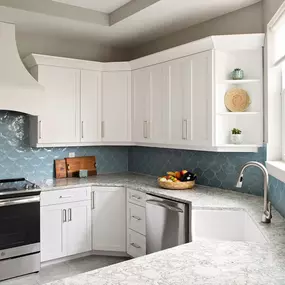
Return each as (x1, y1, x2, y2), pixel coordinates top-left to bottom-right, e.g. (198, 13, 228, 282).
(0, 22, 44, 116)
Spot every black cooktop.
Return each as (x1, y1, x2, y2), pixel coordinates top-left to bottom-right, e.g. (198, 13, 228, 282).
(0, 178, 40, 193)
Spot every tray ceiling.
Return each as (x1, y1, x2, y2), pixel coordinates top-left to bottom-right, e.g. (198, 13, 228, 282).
(51, 0, 132, 13)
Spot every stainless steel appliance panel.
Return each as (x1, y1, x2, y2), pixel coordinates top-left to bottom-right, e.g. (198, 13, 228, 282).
(146, 194, 189, 254)
(0, 251, 40, 281)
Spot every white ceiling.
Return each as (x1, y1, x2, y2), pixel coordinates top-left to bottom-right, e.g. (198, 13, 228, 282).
(51, 0, 132, 13)
(0, 0, 262, 48)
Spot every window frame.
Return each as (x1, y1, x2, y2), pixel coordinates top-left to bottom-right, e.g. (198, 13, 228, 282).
(266, 1, 285, 183)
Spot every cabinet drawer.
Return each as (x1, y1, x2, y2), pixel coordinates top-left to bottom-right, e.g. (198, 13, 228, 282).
(127, 189, 146, 207)
(127, 229, 146, 258)
(128, 203, 146, 235)
(41, 187, 91, 206)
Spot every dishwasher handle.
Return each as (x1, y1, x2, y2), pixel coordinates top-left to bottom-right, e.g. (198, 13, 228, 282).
(146, 199, 183, 213)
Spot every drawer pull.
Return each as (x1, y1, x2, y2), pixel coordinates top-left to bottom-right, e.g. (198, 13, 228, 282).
(68, 208, 72, 222)
(131, 195, 141, 200)
(59, 195, 72, 199)
(130, 242, 141, 249)
(62, 209, 67, 223)
(132, 215, 142, 221)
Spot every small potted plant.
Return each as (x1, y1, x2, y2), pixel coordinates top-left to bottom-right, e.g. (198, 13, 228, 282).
(231, 128, 242, 144)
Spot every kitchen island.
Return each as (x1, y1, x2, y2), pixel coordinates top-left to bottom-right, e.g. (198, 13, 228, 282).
(40, 173, 285, 285)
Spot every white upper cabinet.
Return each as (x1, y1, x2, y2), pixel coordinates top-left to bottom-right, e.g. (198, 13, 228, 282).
(35, 65, 80, 144)
(186, 51, 213, 147)
(101, 71, 131, 142)
(80, 70, 101, 143)
(168, 51, 212, 147)
(149, 64, 169, 144)
(24, 34, 264, 152)
(168, 57, 191, 145)
(132, 68, 151, 143)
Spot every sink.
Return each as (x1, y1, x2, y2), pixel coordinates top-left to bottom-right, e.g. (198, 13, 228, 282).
(192, 209, 267, 243)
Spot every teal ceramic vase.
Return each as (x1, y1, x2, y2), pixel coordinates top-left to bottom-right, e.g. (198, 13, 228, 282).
(232, 68, 244, 80)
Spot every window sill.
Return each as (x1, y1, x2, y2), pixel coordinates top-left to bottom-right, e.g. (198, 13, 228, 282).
(266, 161, 285, 183)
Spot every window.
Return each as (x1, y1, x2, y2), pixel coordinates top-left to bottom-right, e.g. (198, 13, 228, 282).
(266, 2, 285, 183)
(282, 64, 285, 161)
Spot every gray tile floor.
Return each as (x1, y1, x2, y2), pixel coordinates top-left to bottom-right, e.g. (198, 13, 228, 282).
(0, 255, 129, 285)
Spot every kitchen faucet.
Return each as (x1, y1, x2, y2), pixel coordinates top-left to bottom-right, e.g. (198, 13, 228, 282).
(236, 161, 272, 223)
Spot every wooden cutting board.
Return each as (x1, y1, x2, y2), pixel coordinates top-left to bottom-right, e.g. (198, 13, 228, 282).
(55, 159, 67, 179)
(65, 156, 97, 178)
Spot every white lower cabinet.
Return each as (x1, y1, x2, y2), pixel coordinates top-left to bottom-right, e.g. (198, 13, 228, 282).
(41, 187, 148, 262)
(126, 189, 146, 258)
(41, 199, 91, 262)
(41, 204, 66, 262)
(127, 229, 146, 258)
(91, 187, 126, 252)
(65, 201, 92, 256)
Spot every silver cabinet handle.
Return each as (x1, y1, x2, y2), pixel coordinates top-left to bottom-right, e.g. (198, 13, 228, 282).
(68, 208, 72, 222)
(185, 120, 188, 140)
(130, 243, 141, 249)
(62, 209, 67, 223)
(101, 121, 105, 138)
(131, 195, 141, 200)
(59, 195, 72, 199)
(182, 119, 188, 140)
(39, 120, 42, 139)
(131, 215, 142, 221)
(91, 192, 95, 210)
(143, 121, 147, 139)
(81, 121, 84, 139)
(146, 199, 183, 213)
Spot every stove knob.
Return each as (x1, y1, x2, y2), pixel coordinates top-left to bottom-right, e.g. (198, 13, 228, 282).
(32, 183, 37, 189)
(25, 184, 30, 190)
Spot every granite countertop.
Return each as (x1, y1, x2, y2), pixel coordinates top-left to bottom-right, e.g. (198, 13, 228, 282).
(41, 173, 285, 285)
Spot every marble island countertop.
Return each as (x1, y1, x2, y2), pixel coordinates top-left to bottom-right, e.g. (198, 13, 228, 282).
(41, 173, 285, 285)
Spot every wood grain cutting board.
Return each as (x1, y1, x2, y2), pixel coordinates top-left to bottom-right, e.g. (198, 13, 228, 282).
(55, 159, 67, 179)
(65, 156, 97, 178)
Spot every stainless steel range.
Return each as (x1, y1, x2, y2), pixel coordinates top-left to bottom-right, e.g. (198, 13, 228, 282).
(0, 178, 41, 282)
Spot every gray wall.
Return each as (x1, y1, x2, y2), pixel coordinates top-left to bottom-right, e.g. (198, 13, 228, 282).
(131, 2, 263, 59)
(16, 32, 130, 62)
(263, 0, 284, 25)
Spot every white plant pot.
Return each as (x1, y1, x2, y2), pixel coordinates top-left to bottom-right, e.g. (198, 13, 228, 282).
(231, 134, 243, 144)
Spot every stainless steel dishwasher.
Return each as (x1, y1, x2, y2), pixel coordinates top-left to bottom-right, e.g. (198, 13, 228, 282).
(146, 194, 190, 254)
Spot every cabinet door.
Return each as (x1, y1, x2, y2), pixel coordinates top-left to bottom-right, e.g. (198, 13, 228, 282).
(168, 57, 192, 145)
(37, 65, 80, 144)
(92, 187, 126, 252)
(66, 201, 92, 256)
(101, 71, 131, 142)
(132, 68, 151, 143)
(80, 70, 101, 143)
(189, 51, 212, 146)
(41, 205, 66, 262)
(149, 64, 169, 144)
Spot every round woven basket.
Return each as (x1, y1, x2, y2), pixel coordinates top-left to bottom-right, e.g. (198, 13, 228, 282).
(157, 178, 195, 190)
(224, 88, 251, 112)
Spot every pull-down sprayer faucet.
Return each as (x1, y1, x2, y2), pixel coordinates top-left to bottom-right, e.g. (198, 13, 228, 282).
(236, 161, 272, 223)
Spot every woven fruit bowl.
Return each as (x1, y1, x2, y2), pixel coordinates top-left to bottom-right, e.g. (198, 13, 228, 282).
(157, 178, 195, 190)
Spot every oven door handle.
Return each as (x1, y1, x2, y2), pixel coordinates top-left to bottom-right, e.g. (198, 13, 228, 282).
(0, 196, 40, 207)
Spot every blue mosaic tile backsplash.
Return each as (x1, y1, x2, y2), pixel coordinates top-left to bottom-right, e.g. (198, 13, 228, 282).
(269, 176, 285, 218)
(0, 111, 128, 181)
(128, 146, 266, 196)
(1, 111, 285, 218)
(128, 146, 285, 218)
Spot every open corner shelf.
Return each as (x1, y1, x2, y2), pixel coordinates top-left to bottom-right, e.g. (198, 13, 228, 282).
(215, 144, 262, 153)
(217, 112, 260, 116)
(220, 79, 261, 84)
